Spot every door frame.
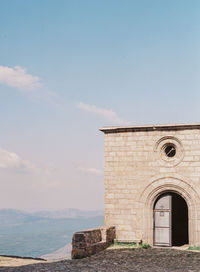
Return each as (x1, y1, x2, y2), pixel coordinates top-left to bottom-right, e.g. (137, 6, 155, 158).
(138, 177, 199, 246)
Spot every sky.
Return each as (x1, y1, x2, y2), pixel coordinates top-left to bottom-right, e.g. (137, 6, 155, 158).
(0, 0, 200, 211)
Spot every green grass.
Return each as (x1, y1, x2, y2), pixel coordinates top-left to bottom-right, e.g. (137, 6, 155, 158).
(114, 242, 137, 247)
(139, 243, 151, 249)
(188, 246, 200, 251)
(108, 242, 137, 248)
(109, 241, 151, 249)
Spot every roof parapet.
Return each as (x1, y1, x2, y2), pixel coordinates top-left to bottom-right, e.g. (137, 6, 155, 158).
(100, 123, 200, 134)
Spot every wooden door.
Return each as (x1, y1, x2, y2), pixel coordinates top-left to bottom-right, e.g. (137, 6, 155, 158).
(154, 193, 172, 246)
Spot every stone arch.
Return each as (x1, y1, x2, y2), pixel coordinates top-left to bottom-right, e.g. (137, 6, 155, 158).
(138, 177, 200, 246)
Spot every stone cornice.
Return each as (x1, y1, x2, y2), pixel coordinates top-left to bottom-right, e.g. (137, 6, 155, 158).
(100, 123, 200, 134)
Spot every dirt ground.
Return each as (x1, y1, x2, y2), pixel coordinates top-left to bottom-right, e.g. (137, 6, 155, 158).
(0, 248, 200, 272)
(0, 256, 46, 267)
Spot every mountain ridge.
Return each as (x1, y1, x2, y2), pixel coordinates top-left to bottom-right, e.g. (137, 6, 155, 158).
(0, 208, 104, 258)
(0, 208, 104, 220)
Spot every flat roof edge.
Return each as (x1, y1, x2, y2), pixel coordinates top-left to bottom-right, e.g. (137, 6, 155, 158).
(99, 123, 200, 133)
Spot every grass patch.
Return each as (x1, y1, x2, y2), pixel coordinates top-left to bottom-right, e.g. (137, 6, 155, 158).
(139, 243, 151, 249)
(108, 241, 151, 249)
(108, 242, 137, 249)
(188, 246, 200, 251)
(114, 242, 137, 247)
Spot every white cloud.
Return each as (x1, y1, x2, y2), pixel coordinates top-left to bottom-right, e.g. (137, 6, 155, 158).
(78, 167, 103, 176)
(0, 65, 61, 107)
(77, 102, 131, 126)
(0, 147, 38, 173)
(0, 147, 58, 179)
(0, 65, 42, 91)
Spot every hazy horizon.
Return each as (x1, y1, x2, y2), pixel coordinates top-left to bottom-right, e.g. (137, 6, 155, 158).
(0, 207, 104, 212)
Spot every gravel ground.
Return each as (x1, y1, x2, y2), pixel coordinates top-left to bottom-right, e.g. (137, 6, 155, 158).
(0, 248, 200, 272)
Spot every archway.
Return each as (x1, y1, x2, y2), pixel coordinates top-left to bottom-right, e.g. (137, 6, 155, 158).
(153, 192, 188, 246)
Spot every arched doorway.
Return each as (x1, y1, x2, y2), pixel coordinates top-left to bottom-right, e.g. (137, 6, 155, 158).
(153, 192, 188, 246)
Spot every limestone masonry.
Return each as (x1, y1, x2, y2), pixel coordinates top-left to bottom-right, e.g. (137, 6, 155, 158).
(100, 123, 200, 246)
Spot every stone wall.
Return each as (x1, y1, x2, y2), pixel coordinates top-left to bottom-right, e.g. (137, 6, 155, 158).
(71, 226, 116, 259)
(100, 124, 200, 246)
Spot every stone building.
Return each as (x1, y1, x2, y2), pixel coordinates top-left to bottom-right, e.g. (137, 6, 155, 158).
(100, 123, 200, 247)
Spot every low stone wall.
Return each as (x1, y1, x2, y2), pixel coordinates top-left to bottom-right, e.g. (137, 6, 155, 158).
(71, 226, 116, 259)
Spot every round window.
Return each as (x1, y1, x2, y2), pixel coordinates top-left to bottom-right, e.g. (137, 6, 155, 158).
(154, 136, 184, 167)
(164, 144, 176, 158)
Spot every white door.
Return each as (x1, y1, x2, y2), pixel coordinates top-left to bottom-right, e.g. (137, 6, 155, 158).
(154, 193, 172, 246)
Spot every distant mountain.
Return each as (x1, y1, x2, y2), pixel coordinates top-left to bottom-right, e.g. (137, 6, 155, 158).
(31, 208, 104, 219)
(0, 209, 44, 228)
(0, 209, 104, 258)
(0, 209, 104, 227)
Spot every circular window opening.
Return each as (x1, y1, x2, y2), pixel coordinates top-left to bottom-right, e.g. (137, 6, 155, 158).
(164, 144, 176, 158)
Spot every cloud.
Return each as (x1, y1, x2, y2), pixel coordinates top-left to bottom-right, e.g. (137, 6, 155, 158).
(78, 167, 103, 176)
(0, 65, 61, 107)
(77, 102, 131, 126)
(0, 147, 58, 180)
(0, 65, 42, 91)
(0, 147, 38, 173)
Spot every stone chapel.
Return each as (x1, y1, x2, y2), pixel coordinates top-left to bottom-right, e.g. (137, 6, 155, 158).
(100, 123, 200, 246)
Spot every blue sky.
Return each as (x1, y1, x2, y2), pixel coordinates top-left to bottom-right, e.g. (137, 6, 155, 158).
(0, 0, 200, 210)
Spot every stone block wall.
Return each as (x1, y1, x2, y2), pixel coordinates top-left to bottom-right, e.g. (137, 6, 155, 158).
(71, 226, 115, 259)
(100, 124, 200, 246)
